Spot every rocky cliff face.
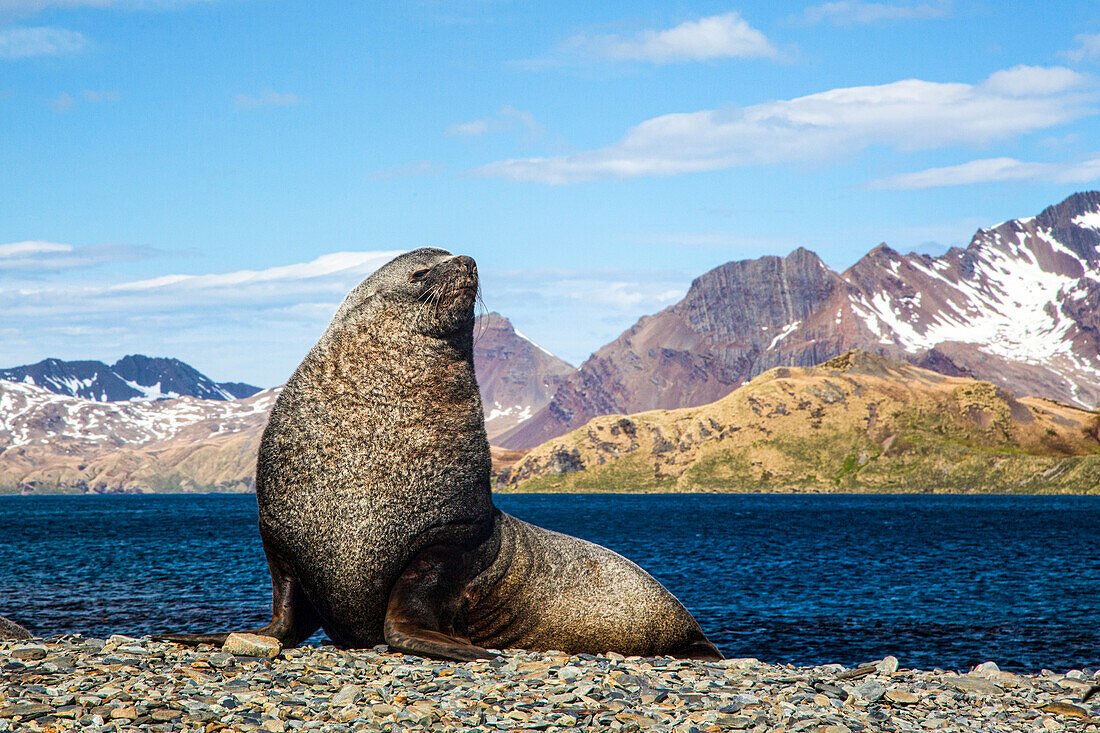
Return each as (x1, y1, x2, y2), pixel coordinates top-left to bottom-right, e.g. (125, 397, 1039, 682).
(497, 192, 1100, 449)
(498, 248, 845, 449)
(472, 312, 575, 441)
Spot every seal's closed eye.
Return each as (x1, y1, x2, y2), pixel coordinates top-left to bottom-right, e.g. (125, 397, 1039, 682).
(410, 268, 430, 282)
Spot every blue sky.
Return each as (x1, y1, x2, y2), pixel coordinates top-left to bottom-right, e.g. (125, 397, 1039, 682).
(4, 0, 1100, 386)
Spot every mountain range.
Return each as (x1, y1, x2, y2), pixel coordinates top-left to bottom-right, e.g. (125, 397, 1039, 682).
(0, 355, 261, 402)
(496, 191, 1100, 449)
(4, 191, 1100, 493)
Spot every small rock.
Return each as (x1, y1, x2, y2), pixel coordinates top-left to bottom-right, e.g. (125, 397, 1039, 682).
(110, 706, 139, 720)
(557, 665, 583, 680)
(970, 661, 1000, 677)
(1038, 702, 1090, 718)
(208, 651, 234, 668)
(884, 689, 918, 705)
(332, 684, 362, 707)
(10, 646, 47, 661)
(222, 632, 281, 659)
(855, 681, 886, 702)
(149, 707, 182, 722)
(875, 656, 899, 675)
(261, 719, 286, 732)
(949, 676, 1003, 695)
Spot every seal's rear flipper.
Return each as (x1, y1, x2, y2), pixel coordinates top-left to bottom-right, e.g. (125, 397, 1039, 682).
(384, 545, 497, 662)
(158, 545, 322, 649)
(671, 637, 724, 661)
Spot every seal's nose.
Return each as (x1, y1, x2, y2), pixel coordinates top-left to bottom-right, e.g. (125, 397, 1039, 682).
(454, 255, 476, 276)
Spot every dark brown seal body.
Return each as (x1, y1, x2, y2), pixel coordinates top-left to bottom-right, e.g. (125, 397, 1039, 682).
(162, 248, 720, 661)
(0, 614, 31, 641)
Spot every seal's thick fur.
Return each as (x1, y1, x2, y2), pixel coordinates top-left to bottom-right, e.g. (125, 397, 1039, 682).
(162, 248, 720, 661)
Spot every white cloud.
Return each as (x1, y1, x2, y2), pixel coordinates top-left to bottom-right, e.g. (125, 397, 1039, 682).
(561, 12, 778, 64)
(446, 119, 491, 137)
(480, 266, 692, 365)
(1064, 32, 1100, 64)
(866, 156, 1100, 190)
(233, 91, 301, 111)
(47, 91, 74, 111)
(368, 160, 445, 180)
(0, 26, 85, 58)
(801, 0, 950, 25)
(0, 249, 405, 384)
(108, 251, 402, 294)
(0, 241, 162, 270)
(83, 89, 119, 102)
(446, 105, 558, 148)
(476, 66, 1095, 184)
(0, 240, 71, 258)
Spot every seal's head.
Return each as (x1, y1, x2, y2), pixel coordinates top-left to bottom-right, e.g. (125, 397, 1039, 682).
(331, 247, 479, 339)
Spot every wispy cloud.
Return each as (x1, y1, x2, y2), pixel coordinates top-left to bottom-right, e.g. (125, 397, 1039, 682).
(1064, 32, 1100, 64)
(558, 12, 780, 64)
(0, 26, 85, 59)
(47, 91, 75, 111)
(0, 240, 163, 270)
(866, 156, 1100, 190)
(0, 249, 403, 383)
(82, 89, 119, 102)
(799, 0, 951, 26)
(0, 247, 699, 383)
(476, 66, 1095, 184)
(481, 265, 693, 364)
(446, 105, 563, 149)
(233, 91, 301, 111)
(105, 251, 401, 295)
(367, 160, 445, 180)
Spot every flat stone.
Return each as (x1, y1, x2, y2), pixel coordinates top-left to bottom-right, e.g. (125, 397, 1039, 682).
(223, 633, 282, 659)
(332, 683, 362, 707)
(208, 651, 234, 668)
(855, 680, 886, 702)
(884, 689, 918, 705)
(150, 707, 183, 721)
(948, 676, 1003, 695)
(11, 645, 48, 660)
(1038, 702, 1090, 718)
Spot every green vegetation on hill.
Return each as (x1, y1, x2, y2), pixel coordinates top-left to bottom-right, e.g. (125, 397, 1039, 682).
(499, 351, 1100, 495)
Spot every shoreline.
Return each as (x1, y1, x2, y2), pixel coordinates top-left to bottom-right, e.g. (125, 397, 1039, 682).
(4, 489, 1100, 497)
(2, 637, 1098, 732)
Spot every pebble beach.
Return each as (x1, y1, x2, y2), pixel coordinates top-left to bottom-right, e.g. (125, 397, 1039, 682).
(1, 636, 1098, 733)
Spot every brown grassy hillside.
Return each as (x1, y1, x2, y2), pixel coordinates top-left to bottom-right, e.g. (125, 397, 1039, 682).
(499, 351, 1100, 494)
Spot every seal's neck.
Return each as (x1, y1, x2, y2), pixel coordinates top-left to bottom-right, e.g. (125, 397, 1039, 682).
(303, 311, 480, 409)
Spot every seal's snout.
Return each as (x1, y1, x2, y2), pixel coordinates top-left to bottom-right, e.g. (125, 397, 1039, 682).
(452, 255, 478, 291)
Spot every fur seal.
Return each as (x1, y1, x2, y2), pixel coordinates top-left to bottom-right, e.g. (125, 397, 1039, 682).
(0, 614, 31, 641)
(161, 248, 721, 661)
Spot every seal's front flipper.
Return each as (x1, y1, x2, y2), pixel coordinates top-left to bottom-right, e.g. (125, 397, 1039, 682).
(384, 545, 496, 662)
(158, 544, 321, 649)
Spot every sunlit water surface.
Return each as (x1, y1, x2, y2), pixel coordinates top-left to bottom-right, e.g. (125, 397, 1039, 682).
(1, 493, 1096, 672)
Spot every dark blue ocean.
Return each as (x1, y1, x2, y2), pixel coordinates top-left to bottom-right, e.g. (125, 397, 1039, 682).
(0, 493, 1096, 672)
